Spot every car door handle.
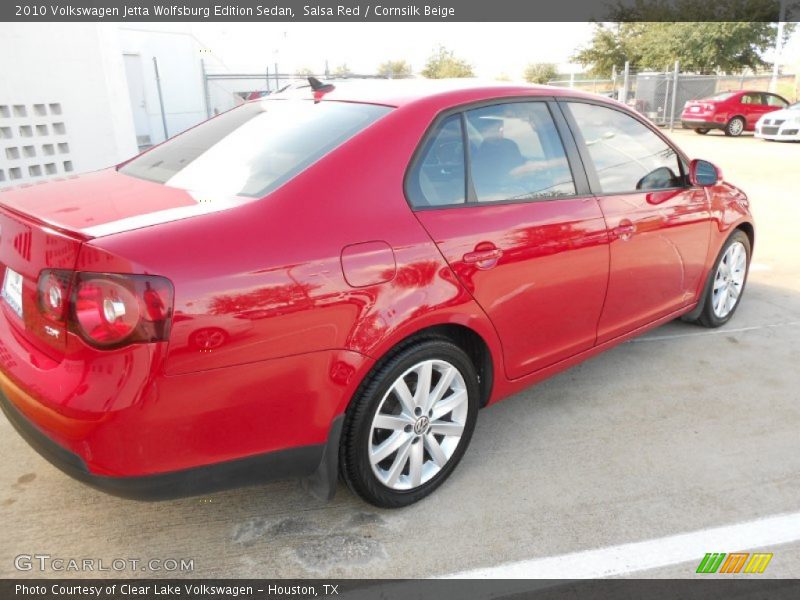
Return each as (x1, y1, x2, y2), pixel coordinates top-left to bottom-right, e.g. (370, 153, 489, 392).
(463, 247, 503, 266)
(613, 222, 636, 240)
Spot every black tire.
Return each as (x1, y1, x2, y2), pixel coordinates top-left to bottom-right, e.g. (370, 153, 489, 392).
(695, 128, 710, 135)
(340, 338, 479, 508)
(689, 230, 751, 328)
(724, 116, 746, 137)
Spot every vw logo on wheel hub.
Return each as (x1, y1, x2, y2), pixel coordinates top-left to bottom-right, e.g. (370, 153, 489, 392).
(413, 416, 430, 435)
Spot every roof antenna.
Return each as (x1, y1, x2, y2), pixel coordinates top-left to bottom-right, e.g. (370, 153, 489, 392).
(308, 76, 335, 93)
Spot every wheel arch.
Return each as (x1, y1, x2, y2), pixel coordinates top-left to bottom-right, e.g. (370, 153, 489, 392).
(736, 221, 755, 252)
(353, 321, 497, 410)
(683, 223, 753, 323)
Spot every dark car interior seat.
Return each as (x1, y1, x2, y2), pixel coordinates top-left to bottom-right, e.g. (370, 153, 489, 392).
(470, 118, 525, 199)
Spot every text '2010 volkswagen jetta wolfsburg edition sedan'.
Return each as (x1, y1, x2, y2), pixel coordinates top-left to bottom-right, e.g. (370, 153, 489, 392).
(0, 80, 753, 507)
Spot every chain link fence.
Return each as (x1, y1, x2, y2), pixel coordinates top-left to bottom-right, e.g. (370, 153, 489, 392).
(548, 66, 798, 128)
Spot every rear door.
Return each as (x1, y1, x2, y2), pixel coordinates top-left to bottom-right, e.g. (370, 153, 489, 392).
(740, 92, 771, 129)
(561, 100, 712, 343)
(409, 99, 609, 379)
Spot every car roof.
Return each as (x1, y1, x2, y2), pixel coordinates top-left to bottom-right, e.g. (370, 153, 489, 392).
(266, 78, 617, 110)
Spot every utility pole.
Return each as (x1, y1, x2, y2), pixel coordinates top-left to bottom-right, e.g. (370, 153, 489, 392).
(200, 58, 211, 119)
(621, 61, 630, 103)
(152, 57, 168, 140)
(770, 0, 787, 93)
(669, 61, 680, 131)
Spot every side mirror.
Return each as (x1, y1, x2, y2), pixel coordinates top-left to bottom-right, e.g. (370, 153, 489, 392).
(689, 159, 722, 187)
(636, 166, 679, 191)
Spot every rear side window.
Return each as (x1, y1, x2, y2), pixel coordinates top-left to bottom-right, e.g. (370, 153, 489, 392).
(566, 102, 684, 194)
(407, 101, 577, 208)
(740, 93, 762, 105)
(120, 100, 390, 198)
(406, 115, 466, 207)
(465, 102, 575, 202)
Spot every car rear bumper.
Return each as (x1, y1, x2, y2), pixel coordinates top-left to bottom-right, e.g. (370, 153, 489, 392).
(0, 300, 369, 498)
(0, 372, 342, 500)
(681, 119, 723, 130)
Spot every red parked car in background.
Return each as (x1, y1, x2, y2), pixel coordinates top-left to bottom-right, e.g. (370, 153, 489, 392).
(0, 80, 754, 507)
(681, 89, 790, 136)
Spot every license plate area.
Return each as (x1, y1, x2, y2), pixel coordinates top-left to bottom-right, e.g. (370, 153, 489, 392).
(2, 267, 24, 319)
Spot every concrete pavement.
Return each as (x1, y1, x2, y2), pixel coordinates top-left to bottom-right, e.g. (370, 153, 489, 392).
(1, 129, 798, 580)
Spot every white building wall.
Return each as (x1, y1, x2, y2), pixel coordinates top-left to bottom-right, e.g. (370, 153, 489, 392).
(118, 25, 208, 145)
(0, 23, 209, 188)
(0, 23, 139, 186)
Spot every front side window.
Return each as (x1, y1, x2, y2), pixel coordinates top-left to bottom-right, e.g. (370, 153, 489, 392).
(764, 94, 788, 107)
(566, 102, 684, 194)
(121, 99, 391, 198)
(465, 102, 575, 203)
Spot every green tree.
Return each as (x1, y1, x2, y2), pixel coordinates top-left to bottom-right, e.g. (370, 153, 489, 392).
(523, 62, 559, 84)
(332, 63, 352, 78)
(377, 59, 413, 79)
(575, 0, 795, 76)
(603, 0, 783, 22)
(573, 23, 642, 77)
(421, 46, 474, 79)
(295, 66, 315, 76)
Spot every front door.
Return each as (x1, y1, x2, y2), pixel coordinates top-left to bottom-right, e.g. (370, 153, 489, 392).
(407, 101, 609, 379)
(562, 101, 712, 343)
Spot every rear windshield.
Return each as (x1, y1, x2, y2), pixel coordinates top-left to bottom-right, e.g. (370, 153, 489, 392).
(120, 99, 391, 198)
(789, 102, 800, 110)
(705, 92, 736, 102)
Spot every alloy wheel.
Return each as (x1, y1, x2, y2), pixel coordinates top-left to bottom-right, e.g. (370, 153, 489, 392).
(712, 241, 747, 319)
(368, 359, 468, 491)
(728, 118, 744, 136)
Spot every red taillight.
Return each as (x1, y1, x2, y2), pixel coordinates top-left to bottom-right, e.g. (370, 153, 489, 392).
(37, 269, 71, 321)
(37, 271, 174, 349)
(74, 277, 141, 346)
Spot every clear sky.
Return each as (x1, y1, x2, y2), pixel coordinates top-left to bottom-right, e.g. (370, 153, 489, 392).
(181, 21, 799, 80)
(187, 22, 595, 78)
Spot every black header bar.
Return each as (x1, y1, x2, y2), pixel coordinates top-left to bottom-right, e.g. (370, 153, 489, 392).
(3, 579, 800, 600)
(2, 0, 799, 22)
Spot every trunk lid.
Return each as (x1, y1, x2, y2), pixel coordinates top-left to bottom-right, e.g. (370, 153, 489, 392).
(0, 168, 245, 239)
(682, 100, 716, 116)
(0, 168, 242, 360)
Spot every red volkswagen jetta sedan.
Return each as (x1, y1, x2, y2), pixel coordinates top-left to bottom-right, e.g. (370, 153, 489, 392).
(681, 89, 789, 136)
(0, 81, 753, 507)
